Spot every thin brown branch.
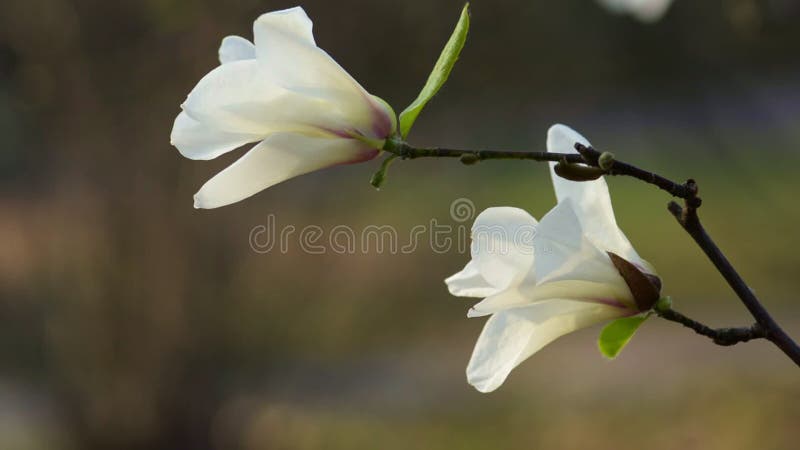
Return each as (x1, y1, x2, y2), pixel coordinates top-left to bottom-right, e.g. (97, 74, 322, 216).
(668, 200, 800, 365)
(657, 308, 766, 346)
(573, 143, 693, 199)
(384, 140, 585, 164)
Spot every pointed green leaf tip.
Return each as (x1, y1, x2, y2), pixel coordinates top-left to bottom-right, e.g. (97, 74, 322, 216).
(398, 3, 470, 138)
(598, 315, 649, 359)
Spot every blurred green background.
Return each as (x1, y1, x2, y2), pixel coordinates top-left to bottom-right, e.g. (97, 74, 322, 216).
(1, 0, 799, 449)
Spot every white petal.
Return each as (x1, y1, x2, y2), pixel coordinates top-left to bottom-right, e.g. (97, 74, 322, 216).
(252, 8, 393, 140)
(467, 289, 529, 318)
(466, 201, 639, 318)
(628, 0, 672, 23)
(531, 279, 632, 309)
(182, 60, 345, 136)
(596, 0, 673, 23)
(445, 260, 499, 298)
(253, 7, 347, 92)
(467, 299, 626, 393)
(468, 278, 633, 318)
(470, 207, 538, 291)
(546, 124, 649, 269)
(533, 200, 623, 286)
(193, 133, 377, 209)
(218, 36, 256, 64)
(170, 111, 261, 160)
(253, 7, 315, 46)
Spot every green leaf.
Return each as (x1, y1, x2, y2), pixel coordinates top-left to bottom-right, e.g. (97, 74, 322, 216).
(597, 315, 649, 359)
(398, 3, 470, 138)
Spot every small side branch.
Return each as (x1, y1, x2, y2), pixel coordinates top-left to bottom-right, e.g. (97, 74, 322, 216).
(657, 308, 766, 346)
(668, 200, 800, 364)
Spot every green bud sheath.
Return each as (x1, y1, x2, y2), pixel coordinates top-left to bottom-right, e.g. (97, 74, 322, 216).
(460, 153, 480, 165)
(598, 152, 615, 171)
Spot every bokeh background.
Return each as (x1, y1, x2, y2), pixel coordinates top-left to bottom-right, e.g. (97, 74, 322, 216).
(1, 0, 799, 448)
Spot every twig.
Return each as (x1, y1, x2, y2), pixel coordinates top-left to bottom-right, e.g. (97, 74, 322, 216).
(668, 199, 800, 365)
(657, 308, 766, 346)
(574, 143, 693, 199)
(383, 140, 691, 198)
(385, 141, 584, 164)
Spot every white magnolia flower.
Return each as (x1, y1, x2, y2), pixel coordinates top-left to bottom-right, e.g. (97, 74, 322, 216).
(445, 124, 658, 393)
(596, 0, 674, 23)
(171, 7, 396, 209)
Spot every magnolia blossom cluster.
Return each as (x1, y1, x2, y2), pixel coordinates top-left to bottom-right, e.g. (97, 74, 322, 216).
(446, 125, 657, 392)
(171, 7, 395, 209)
(172, 7, 661, 393)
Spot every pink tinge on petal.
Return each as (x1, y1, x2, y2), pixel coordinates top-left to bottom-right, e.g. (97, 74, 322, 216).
(331, 145, 379, 167)
(300, 133, 378, 165)
(360, 92, 394, 139)
(370, 102, 394, 139)
(316, 92, 393, 141)
(591, 297, 633, 310)
(323, 128, 356, 139)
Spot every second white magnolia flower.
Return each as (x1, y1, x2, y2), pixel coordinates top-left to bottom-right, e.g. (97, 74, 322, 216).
(596, 0, 674, 23)
(171, 7, 396, 209)
(446, 124, 659, 393)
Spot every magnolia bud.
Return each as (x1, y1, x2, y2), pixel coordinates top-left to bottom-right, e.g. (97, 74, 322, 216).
(554, 161, 605, 181)
(598, 152, 615, 171)
(655, 296, 673, 313)
(460, 153, 480, 165)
